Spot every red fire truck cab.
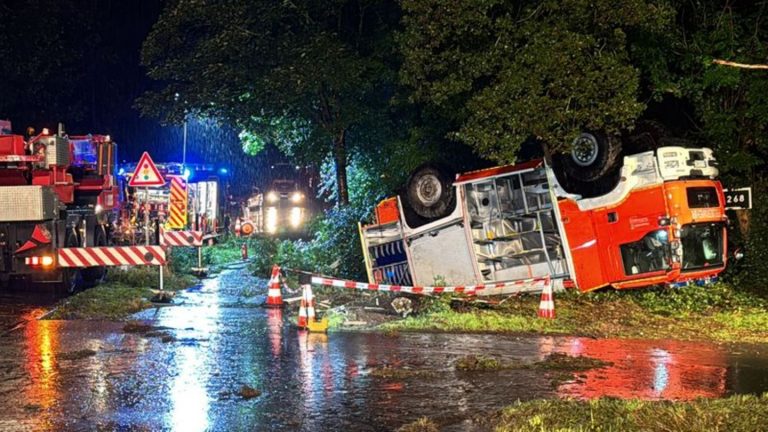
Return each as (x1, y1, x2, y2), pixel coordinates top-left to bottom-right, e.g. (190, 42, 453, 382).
(359, 147, 726, 294)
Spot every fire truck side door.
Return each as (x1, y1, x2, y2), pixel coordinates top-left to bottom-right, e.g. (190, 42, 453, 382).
(558, 199, 611, 291)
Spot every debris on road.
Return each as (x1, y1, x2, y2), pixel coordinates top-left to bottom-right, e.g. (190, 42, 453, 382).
(237, 385, 261, 400)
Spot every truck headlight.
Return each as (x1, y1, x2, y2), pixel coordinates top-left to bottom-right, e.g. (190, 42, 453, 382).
(291, 192, 303, 203)
(266, 207, 278, 233)
(267, 192, 278, 203)
(290, 207, 302, 227)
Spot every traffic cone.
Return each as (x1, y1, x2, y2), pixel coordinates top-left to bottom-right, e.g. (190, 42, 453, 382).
(241, 242, 248, 260)
(235, 218, 242, 237)
(537, 282, 555, 319)
(265, 265, 284, 308)
(297, 282, 316, 329)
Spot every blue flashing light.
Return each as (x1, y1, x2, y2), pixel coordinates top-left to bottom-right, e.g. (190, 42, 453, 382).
(183, 168, 191, 181)
(218, 167, 228, 175)
(118, 167, 126, 175)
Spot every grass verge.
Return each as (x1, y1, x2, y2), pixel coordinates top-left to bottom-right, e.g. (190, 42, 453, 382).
(380, 283, 768, 344)
(47, 267, 196, 320)
(485, 394, 768, 432)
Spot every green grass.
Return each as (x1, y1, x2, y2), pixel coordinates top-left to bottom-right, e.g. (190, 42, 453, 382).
(169, 237, 252, 274)
(381, 283, 768, 343)
(398, 394, 768, 431)
(483, 394, 768, 432)
(47, 267, 197, 320)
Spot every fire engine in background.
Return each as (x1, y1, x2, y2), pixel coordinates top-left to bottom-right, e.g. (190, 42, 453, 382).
(360, 146, 727, 294)
(241, 163, 313, 237)
(115, 162, 228, 243)
(0, 122, 119, 292)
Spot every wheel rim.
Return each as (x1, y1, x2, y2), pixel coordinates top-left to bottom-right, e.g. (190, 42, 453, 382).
(571, 133, 599, 167)
(415, 174, 442, 206)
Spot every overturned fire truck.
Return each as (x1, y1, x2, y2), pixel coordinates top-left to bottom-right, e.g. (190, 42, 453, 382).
(0, 122, 119, 292)
(360, 146, 727, 294)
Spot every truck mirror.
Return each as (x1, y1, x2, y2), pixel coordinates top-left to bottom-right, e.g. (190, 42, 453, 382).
(732, 248, 744, 261)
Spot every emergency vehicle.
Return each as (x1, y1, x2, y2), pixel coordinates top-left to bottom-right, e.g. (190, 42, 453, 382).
(0, 122, 119, 292)
(241, 163, 312, 237)
(116, 162, 226, 243)
(359, 146, 727, 293)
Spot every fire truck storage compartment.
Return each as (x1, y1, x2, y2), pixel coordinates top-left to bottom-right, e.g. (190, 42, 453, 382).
(0, 186, 57, 222)
(0, 135, 25, 156)
(363, 222, 413, 286)
(464, 167, 567, 282)
(407, 220, 477, 286)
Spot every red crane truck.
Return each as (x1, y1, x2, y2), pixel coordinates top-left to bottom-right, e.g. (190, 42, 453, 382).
(359, 146, 727, 294)
(0, 123, 119, 292)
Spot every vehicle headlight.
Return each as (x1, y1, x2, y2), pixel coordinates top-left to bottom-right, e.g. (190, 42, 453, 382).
(267, 192, 278, 203)
(291, 192, 303, 203)
(266, 207, 278, 233)
(290, 207, 302, 227)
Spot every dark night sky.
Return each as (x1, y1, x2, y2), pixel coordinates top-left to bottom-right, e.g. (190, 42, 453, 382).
(0, 0, 277, 194)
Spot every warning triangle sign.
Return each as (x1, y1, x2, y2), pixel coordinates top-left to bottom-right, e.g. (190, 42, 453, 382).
(129, 152, 165, 187)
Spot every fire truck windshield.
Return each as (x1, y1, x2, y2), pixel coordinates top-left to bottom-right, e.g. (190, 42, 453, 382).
(681, 222, 725, 271)
(620, 229, 671, 275)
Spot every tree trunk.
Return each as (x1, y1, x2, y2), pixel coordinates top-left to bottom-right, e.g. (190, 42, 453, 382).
(333, 129, 349, 206)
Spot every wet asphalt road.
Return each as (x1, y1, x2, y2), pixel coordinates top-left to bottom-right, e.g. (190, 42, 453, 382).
(1, 265, 768, 431)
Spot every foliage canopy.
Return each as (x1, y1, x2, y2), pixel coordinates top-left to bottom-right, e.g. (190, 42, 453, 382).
(400, 0, 673, 162)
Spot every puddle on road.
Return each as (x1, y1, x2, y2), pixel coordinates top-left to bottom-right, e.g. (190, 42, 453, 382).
(0, 268, 767, 431)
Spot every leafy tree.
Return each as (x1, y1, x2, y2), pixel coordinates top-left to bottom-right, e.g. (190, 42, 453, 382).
(669, 1, 768, 185)
(139, 0, 401, 206)
(399, 0, 673, 163)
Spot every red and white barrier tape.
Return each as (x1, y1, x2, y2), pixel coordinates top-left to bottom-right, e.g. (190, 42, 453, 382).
(309, 275, 551, 296)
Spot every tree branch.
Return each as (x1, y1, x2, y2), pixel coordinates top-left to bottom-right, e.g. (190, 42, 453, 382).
(712, 59, 768, 70)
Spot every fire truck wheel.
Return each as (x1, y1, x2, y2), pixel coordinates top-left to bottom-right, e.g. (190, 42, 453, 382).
(56, 230, 82, 295)
(405, 164, 456, 220)
(82, 226, 108, 286)
(562, 131, 622, 182)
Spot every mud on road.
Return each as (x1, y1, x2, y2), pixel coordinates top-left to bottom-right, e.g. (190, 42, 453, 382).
(1, 267, 768, 431)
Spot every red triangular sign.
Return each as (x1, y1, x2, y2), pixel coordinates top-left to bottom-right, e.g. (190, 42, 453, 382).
(128, 152, 165, 187)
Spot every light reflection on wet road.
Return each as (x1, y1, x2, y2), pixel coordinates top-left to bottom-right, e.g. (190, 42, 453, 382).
(0, 266, 767, 431)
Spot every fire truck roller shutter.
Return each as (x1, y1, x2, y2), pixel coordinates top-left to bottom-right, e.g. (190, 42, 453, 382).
(402, 164, 456, 224)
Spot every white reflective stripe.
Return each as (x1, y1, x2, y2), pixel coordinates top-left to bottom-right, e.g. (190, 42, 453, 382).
(65, 250, 85, 268)
(91, 248, 113, 266)
(79, 250, 99, 266)
(126, 247, 147, 265)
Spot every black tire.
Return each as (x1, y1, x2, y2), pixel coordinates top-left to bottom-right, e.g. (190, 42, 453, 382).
(55, 230, 82, 295)
(404, 164, 456, 220)
(82, 226, 107, 286)
(563, 131, 623, 182)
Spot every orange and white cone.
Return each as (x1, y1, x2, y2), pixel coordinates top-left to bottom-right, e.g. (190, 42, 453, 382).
(537, 282, 555, 319)
(265, 265, 284, 308)
(297, 282, 316, 329)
